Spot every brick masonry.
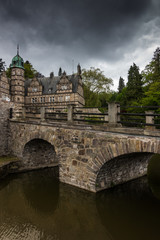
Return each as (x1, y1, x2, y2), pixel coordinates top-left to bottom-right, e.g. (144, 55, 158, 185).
(8, 120, 160, 192)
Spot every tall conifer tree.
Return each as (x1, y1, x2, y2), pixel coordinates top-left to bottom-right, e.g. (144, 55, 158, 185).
(118, 77, 125, 93)
(126, 63, 143, 102)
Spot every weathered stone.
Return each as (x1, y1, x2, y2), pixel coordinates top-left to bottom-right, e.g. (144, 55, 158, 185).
(72, 160, 77, 166)
(81, 158, 88, 163)
(78, 144, 84, 149)
(86, 149, 93, 155)
(92, 139, 98, 146)
(79, 149, 85, 155)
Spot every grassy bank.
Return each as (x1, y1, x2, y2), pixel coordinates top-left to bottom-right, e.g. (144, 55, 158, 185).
(0, 156, 19, 166)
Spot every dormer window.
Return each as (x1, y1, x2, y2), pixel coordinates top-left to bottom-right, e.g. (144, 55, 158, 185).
(32, 87, 37, 92)
(48, 88, 52, 93)
(61, 85, 67, 90)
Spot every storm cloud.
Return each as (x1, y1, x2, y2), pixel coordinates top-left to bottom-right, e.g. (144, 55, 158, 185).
(0, 0, 160, 89)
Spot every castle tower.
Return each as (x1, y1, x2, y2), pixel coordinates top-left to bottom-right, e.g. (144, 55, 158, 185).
(10, 46, 25, 117)
(10, 46, 25, 103)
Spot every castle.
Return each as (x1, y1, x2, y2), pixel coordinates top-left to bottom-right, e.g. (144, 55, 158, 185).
(0, 48, 85, 116)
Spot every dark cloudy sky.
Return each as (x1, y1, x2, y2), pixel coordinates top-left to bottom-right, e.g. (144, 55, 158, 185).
(0, 0, 160, 89)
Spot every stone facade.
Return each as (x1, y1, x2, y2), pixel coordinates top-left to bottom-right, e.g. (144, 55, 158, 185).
(0, 72, 10, 101)
(0, 98, 14, 156)
(24, 72, 85, 109)
(9, 120, 160, 192)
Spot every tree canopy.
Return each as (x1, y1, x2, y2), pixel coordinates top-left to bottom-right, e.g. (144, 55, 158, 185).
(24, 60, 37, 79)
(142, 47, 160, 85)
(82, 67, 113, 93)
(82, 67, 113, 108)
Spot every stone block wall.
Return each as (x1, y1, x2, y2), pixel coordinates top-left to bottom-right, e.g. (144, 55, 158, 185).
(0, 98, 14, 156)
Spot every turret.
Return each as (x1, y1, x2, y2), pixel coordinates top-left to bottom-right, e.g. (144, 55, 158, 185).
(10, 46, 25, 104)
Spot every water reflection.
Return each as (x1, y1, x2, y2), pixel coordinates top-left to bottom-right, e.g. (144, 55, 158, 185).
(96, 177, 160, 240)
(0, 169, 160, 240)
(22, 169, 59, 215)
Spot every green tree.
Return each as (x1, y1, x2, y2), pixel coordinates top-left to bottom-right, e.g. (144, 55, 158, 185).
(82, 67, 113, 93)
(126, 63, 143, 102)
(116, 87, 128, 106)
(83, 84, 101, 107)
(142, 47, 160, 85)
(118, 77, 125, 93)
(24, 60, 37, 79)
(141, 47, 160, 106)
(142, 81, 160, 106)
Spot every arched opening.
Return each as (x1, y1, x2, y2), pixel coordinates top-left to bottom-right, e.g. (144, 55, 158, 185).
(147, 154, 160, 199)
(96, 152, 154, 192)
(22, 138, 57, 168)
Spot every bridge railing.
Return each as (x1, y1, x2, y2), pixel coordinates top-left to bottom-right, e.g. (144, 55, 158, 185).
(43, 105, 109, 124)
(118, 105, 160, 129)
(19, 104, 160, 130)
(73, 107, 108, 124)
(45, 107, 67, 121)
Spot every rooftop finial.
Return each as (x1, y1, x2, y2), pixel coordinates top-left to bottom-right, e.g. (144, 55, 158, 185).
(17, 44, 19, 56)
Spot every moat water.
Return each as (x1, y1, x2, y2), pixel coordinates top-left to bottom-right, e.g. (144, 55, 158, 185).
(0, 169, 160, 240)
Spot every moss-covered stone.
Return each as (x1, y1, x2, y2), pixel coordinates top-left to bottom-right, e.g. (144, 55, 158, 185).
(0, 155, 19, 165)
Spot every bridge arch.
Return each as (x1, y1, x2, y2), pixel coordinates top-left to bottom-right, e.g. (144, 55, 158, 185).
(95, 152, 154, 191)
(22, 138, 57, 168)
(89, 138, 160, 192)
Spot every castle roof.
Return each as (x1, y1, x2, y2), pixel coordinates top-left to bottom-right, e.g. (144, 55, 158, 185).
(10, 54, 24, 69)
(24, 74, 81, 96)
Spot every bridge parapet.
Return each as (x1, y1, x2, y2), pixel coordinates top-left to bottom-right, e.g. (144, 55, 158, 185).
(13, 103, 160, 132)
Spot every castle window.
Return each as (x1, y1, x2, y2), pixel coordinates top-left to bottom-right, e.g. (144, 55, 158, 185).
(59, 96, 63, 102)
(43, 97, 45, 102)
(66, 96, 70, 101)
(32, 98, 35, 103)
(49, 96, 54, 103)
(40, 97, 43, 103)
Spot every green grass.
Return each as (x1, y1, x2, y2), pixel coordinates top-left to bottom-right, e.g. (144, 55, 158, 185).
(0, 155, 19, 165)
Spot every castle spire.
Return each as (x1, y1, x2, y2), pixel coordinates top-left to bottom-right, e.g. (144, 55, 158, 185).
(17, 44, 19, 56)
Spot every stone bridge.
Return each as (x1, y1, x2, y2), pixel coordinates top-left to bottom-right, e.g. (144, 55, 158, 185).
(9, 120, 160, 192)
